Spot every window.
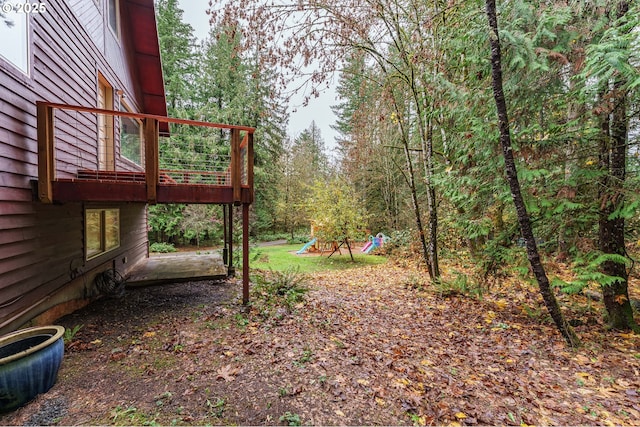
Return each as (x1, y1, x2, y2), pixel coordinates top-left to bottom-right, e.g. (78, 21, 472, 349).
(0, 2, 29, 73)
(120, 101, 144, 166)
(97, 74, 115, 170)
(107, 0, 119, 38)
(86, 208, 120, 260)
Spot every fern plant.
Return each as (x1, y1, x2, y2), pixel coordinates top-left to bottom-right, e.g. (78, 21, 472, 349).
(554, 251, 631, 295)
(251, 267, 309, 317)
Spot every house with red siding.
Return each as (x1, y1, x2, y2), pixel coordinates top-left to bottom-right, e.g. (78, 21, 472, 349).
(0, 0, 253, 334)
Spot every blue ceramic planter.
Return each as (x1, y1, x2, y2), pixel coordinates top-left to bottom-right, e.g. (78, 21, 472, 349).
(0, 325, 65, 413)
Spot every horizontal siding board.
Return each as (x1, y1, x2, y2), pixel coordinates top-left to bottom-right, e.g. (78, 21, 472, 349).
(0, 105, 37, 140)
(0, 188, 33, 203)
(0, 201, 36, 215)
(0, 227, 38, 245)
(0, 261, 76, 320)
(0, 241, 80, 286)
(0, 141, 38, 166)
(0, 172, 36, 191)
(0, 86, 36, 118)
(0, 160, 37, 180)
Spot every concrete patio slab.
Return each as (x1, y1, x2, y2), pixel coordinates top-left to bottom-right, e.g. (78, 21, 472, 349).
(126, 251, 228, 287)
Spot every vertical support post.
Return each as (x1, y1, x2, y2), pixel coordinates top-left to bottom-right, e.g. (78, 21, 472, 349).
(247, 132, 254, 203)
(37, 102, 55, 203)
(144, 118, 159, 203)
(231, 128, 241, 204)
(222, 204, 229, 266)
(242, 202, 250, 305)
(228, 204, 235, 276)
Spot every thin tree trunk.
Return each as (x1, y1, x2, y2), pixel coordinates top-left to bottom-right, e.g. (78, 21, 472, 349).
(597, 2, 637, 330)
(345, 238, 354, 261)
(402, 138, 433, 278)
(485, 0, 579, 346)
(389, 86, 433, 278)
(421, 119, 440, 279)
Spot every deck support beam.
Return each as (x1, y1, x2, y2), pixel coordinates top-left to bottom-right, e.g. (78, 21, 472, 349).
(224, 204, 234, 276)
(247, 132, 254, 204)
(231, 129, 241, 205)
(242, 202, 250, 305)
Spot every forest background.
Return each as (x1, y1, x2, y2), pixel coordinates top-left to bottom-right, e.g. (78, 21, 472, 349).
(150, 0, 640, 333)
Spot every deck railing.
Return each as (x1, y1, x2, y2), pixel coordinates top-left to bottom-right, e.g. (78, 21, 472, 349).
(36, 101, 254, 204)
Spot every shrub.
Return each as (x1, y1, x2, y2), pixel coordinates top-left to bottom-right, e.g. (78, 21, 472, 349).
(251, 267, 309, 318)
(287, 235, 310, 245)
(149, 242, 177, 253)
(380, 229, 413, 258)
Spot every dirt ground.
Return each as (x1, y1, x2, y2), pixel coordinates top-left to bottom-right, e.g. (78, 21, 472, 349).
(1, 263, 640, 426)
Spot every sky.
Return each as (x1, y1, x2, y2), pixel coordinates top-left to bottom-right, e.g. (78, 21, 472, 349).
(176, 0, 340, 151)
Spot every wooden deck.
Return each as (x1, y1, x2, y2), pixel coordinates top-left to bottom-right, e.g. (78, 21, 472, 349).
(50, 180, 253, 203)
(36, 101, 254, 205)
(126, 251, 228, 287)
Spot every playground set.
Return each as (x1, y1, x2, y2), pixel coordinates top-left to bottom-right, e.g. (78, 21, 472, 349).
(296, 238, 351, 258)
(296, 232, 390, 257)
(361, 233, 391, 254)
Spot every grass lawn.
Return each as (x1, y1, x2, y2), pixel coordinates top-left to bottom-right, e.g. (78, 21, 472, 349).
(249, 243, 387, 273)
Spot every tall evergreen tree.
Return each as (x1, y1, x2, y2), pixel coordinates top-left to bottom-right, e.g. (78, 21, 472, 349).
(155, 0, 197, 114)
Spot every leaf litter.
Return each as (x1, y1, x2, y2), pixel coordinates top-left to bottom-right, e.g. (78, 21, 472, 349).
(1, 264, 639, 426)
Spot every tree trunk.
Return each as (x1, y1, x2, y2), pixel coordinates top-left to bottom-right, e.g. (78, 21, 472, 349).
(485, 0, 579, 346)
(390, 86, 434, 278)
(345, 238, 354, 261)
(421, 120, 440, 279)
(597, 7, 637, 330)
(402, 138, 433, 278)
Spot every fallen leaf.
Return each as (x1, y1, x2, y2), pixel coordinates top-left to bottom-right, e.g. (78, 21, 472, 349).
(617, 332, 638, 339)
(614, 294, 628, 305)
(455, 412, 467, 419)
(494, 299, 507, 310)
(216, 364, 238, 382)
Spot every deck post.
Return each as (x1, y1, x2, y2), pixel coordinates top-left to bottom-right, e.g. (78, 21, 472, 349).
(36, 102, 55, 203)
(231, 128, 241, 205)
(144, 118, 159, 203)
(222, 204, 229, 266)
(228, 204, 234, 276)
(247, 132, 254, 203)
(242, 202, 250, 305)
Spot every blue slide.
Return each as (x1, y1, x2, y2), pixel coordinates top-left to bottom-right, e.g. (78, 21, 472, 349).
(296, 237, 317, 254)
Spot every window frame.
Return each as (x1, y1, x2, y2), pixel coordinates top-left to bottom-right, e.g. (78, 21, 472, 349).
(107, 0, 120, 40)
(0, 5, 30, 75)
(85, 208, 120, 260)
(119, 99, 145, 168)
(97, 73, 115, 171)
